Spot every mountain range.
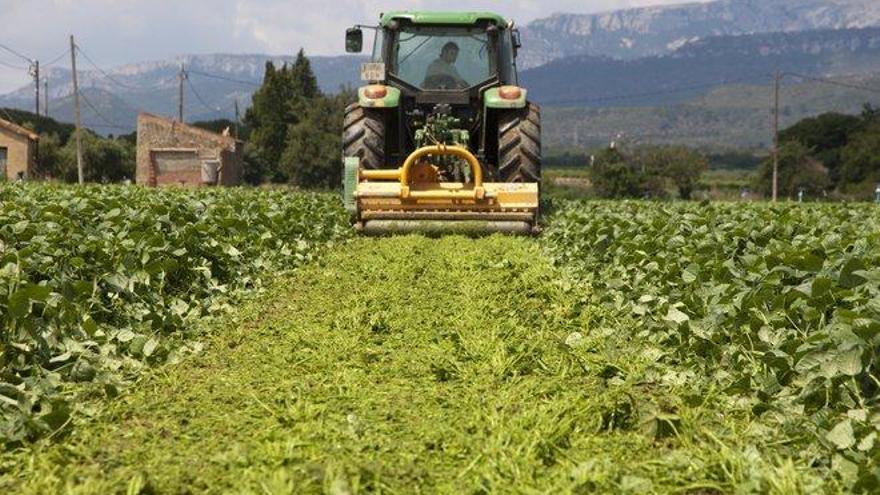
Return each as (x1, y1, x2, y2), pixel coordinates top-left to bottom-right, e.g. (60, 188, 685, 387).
(522, 26, 880, 106)
(1, 0, 879, 149)
(0, 54, 366, 132)
(518, 0, 880, 67)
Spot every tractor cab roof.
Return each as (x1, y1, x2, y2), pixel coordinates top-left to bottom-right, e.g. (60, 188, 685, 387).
(379, 11, 509, 28)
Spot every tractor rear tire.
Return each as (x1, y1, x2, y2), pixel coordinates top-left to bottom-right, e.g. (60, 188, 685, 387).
(343, 104, 386, 170)
(497, 103, 541, 183)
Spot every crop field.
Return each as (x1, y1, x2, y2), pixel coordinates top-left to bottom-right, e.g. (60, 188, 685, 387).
(0, 183, 878, 493)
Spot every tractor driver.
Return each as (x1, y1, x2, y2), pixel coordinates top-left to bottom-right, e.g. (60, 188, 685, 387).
(423, 42, 468, 89)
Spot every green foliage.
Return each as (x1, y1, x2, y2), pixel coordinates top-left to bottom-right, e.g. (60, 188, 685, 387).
(34, 130, 135, 183)
(708, 150, 763, 170)
(0, 183, 349, 445)
(779, 112, 863, 182)
(838, 122, 880, 198)
(545, 200, 880, 491)
(244, 61, 292, 182)
(3, 109, 134, 183)
(244, 50, 342, 185)
(33, 133, 63, 179)
(281, 92, 352, 189)
(757, 141, 831, 198)
(771, 106, 880, 197)
(544, 150, 591, 168)
(55, 133, 136, 183)
(0, 108, 76, 144)
(2, 195, 879, 491)
(588, 147, 642, 199)
(642, 146, 709, 200)
(589, 145, 709, 199)
(241, 142, 267, 186)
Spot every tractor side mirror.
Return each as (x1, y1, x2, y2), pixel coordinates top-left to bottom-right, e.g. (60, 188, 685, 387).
(512, 29, 522, 50)
(346, 28, 364, 53)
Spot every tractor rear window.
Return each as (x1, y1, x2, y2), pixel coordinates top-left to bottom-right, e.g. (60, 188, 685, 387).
(392, 26, 494, 90)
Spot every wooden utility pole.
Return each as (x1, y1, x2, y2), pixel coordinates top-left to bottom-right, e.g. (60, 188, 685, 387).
(178, 63, 185, 122)
(234, 98, 240, 139)
(43, 78, 48, 117)
(772, 70, 781, 202)
(33, 60, 39, 115)
(70, 35, 84, 184)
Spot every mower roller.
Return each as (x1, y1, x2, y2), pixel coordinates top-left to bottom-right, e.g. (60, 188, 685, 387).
(342, 11, 541, 235)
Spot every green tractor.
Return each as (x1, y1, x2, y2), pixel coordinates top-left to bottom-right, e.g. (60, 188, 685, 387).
(342, 11, 541, 236)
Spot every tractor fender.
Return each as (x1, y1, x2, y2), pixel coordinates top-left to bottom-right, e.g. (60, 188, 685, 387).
(357, 86, 401, 108)
(484, 86, 528, 110)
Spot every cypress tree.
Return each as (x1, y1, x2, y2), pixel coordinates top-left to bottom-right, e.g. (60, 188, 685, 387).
(245, 61, 292, 182)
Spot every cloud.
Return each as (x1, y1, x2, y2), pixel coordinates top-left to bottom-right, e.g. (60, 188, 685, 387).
(0, 0, 708, 93)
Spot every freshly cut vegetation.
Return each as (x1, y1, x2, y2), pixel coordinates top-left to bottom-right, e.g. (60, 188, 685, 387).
(0, 183, 349, 445)
(545, 200, 880, 491)
(1, 182, 878, 492)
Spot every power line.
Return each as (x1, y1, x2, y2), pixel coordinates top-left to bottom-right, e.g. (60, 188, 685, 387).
(0, 58, 29, 71)
(186, 69, 262, 87)
(42, 48, 70, 68)
(75, 44, 137, 90)
(185, 73, 221, 113)
(0, 42, 33, 63)
(79, 90, 129, 130)
(783, 72, 880, 95)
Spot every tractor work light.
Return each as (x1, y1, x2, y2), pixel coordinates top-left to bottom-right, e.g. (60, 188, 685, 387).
(364, 85, 388, 99)
(498, 86, 522, 100)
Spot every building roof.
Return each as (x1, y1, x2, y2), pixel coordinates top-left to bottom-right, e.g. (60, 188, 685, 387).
(137, 112, 237, 151)
(0, 117, 39, 142)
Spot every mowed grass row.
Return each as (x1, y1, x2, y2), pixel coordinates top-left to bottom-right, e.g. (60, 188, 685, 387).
(1, 235, 845, 493)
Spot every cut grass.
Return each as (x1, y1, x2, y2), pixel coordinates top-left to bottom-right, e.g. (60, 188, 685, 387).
(0, 236, 837, 493)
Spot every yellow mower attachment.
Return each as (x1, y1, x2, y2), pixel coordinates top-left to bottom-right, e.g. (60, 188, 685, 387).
(344, 145, 540, 236)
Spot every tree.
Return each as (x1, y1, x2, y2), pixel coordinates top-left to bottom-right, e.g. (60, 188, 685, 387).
(57, 133, 135, 183)
(756, 141, 830, 198)
(34, 133, 64, 179)
(838, 122, 880, 197)
(281, 91, 352, 189)
(589, 147, 642, 198)
(244, 61, 293, 182)
(779, 112, 863, 184)
(243, 50, 323, 184)
(241, 142, 268, 186)
(642, 146, 709, 200)
(289, 49, 321, 102)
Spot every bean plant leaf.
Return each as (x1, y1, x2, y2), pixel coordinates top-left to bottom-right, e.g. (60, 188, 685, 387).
(664, 307, 690, 325)
(826, 419, 856, 450)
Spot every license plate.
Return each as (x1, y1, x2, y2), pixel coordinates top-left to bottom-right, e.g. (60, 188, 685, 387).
(360, 63, 386, 82)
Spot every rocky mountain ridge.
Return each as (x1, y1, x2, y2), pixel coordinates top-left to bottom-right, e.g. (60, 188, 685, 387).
(519, 0, 880, 68)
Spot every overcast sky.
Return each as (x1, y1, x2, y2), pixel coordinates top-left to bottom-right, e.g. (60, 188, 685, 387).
(0, 0, 701, 93)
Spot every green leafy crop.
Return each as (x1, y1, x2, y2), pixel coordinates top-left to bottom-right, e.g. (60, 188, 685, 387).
(0, 183, 350, 445)
(545, 200, 880, 491)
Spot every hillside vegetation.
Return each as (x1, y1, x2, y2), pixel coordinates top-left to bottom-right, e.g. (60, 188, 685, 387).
(543, 73, 880, 151)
